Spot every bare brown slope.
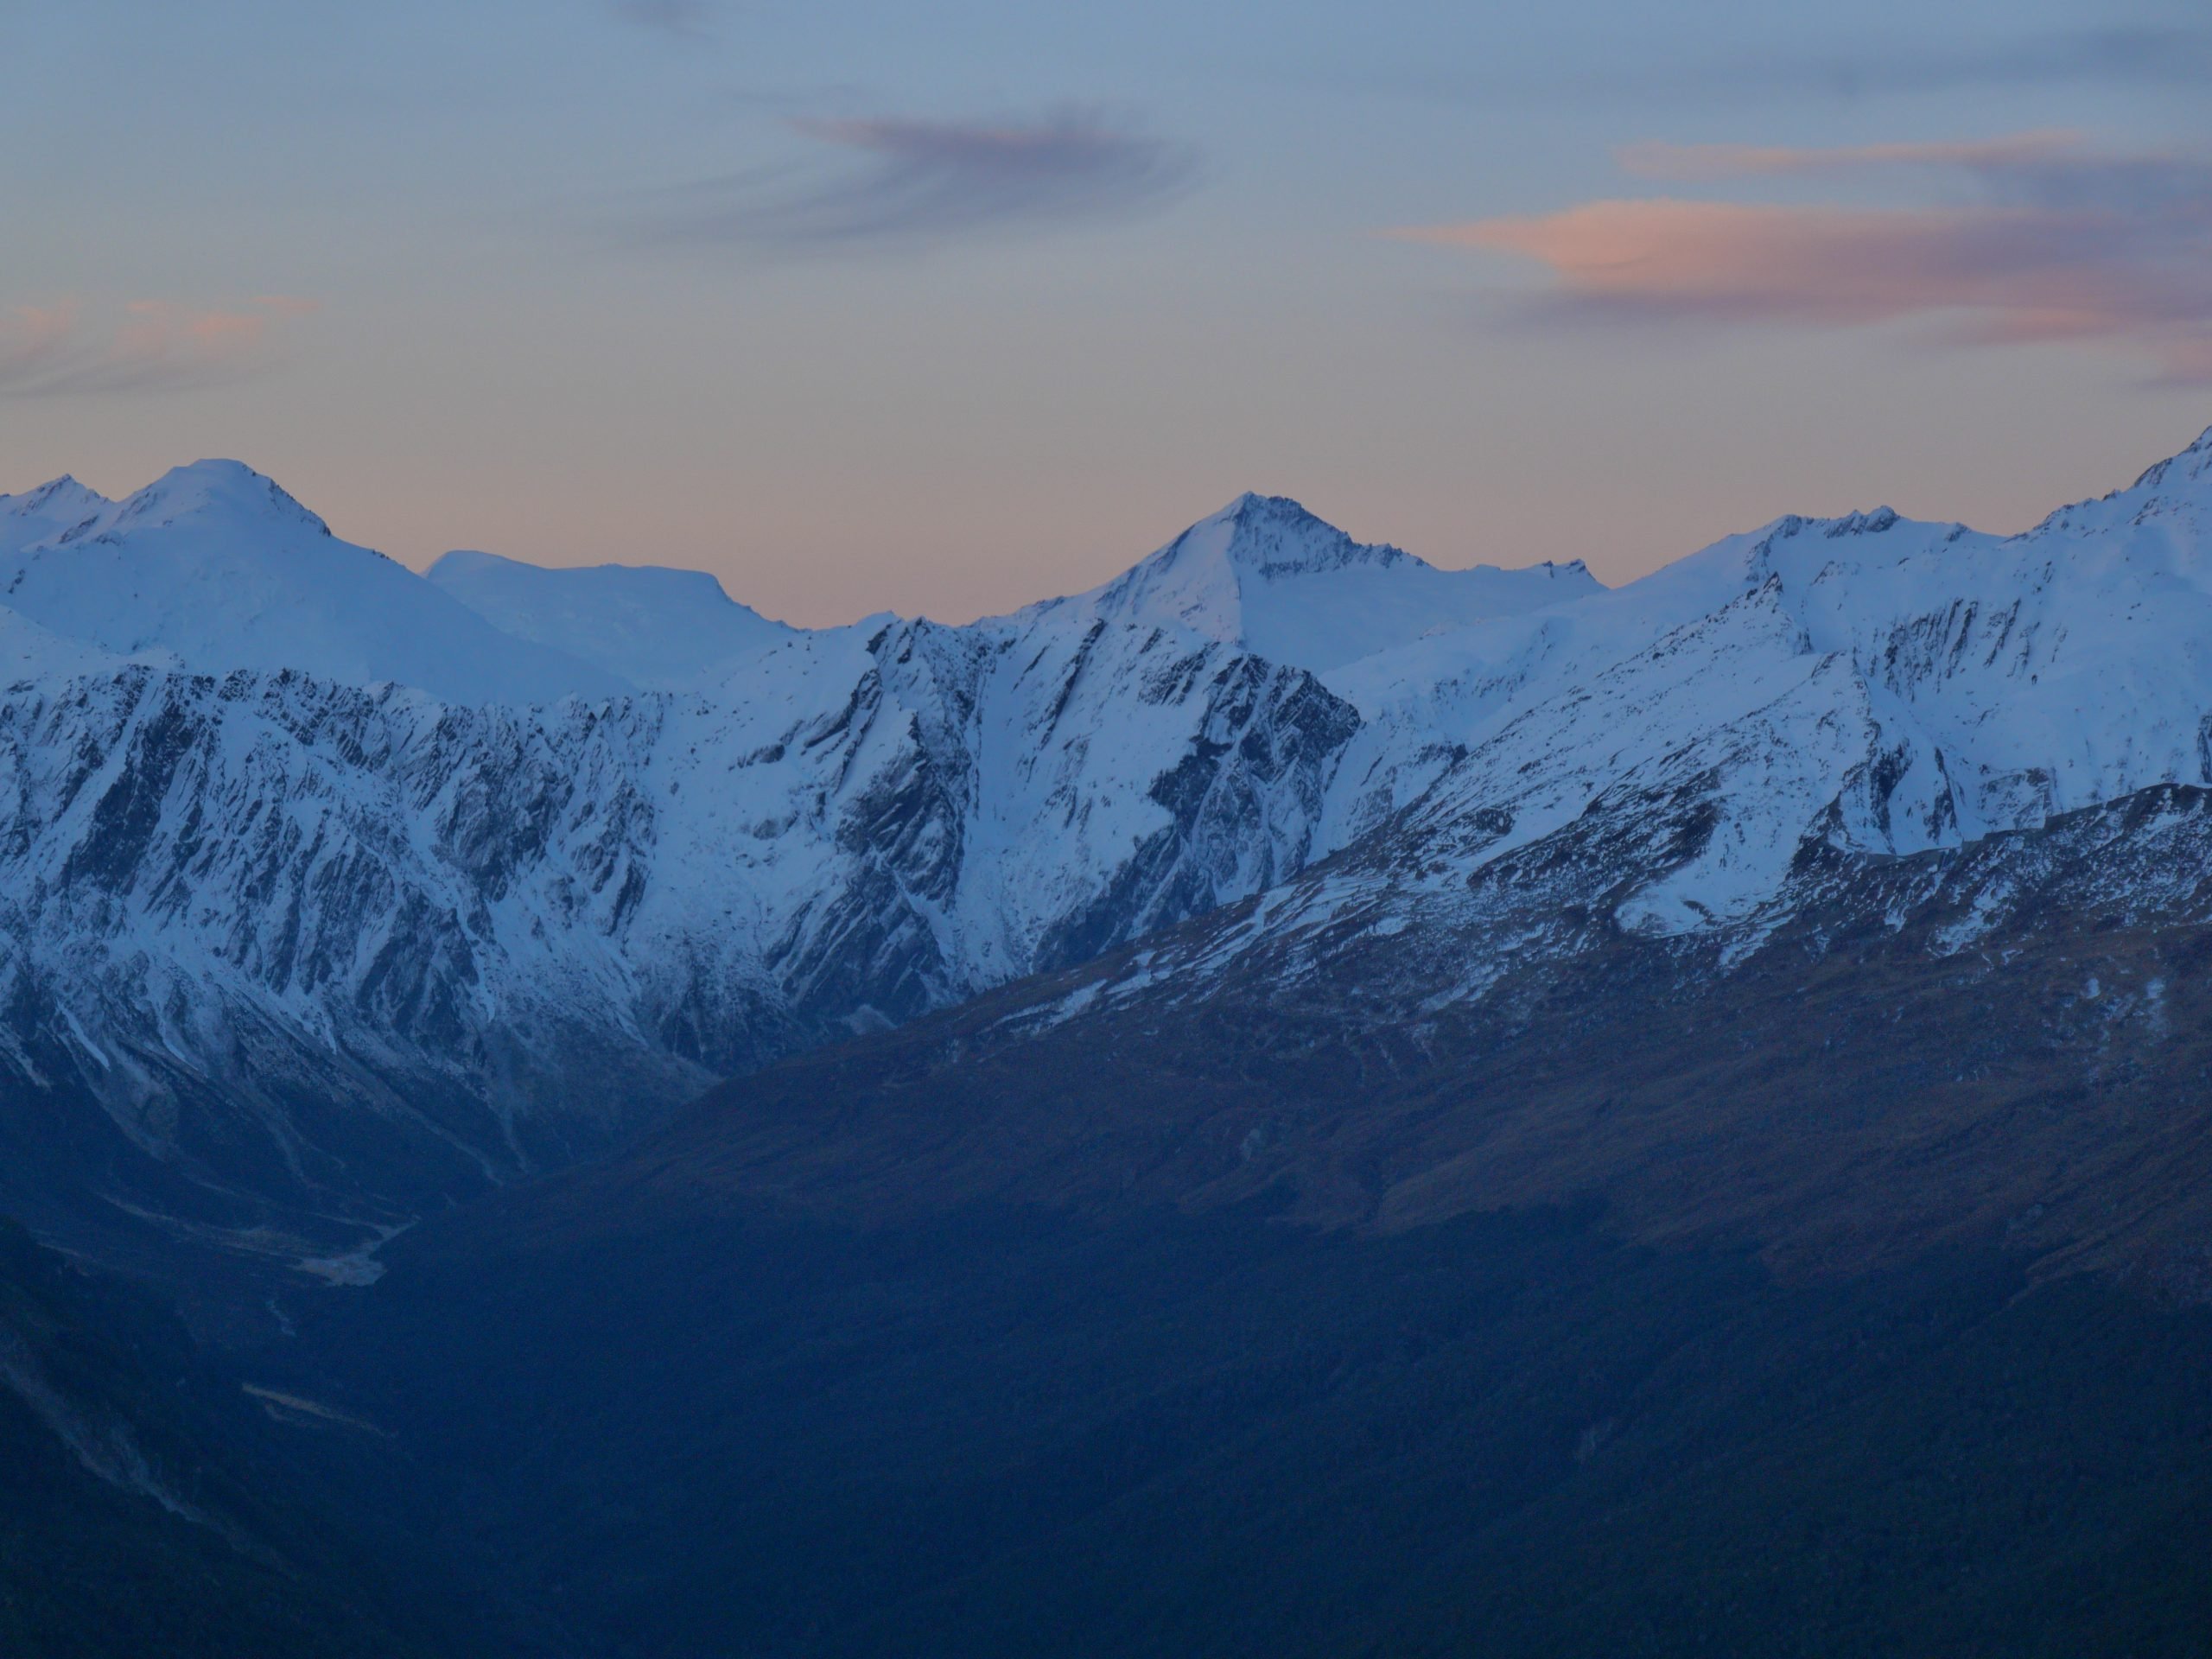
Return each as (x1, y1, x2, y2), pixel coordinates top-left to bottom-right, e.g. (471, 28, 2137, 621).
(489, 784, 2212, 1296)
(265, 785, 2212, 1658)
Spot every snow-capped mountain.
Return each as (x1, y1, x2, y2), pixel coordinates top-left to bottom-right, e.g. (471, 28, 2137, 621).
(1027, 492, 1601, 674)
(5, 429, 2212, 1275)
(0, 461, 626, 704)
(427, 549, 795, 690)
(0, 476, 111, 554)
(1055, 426, 2212, 1029)
(0, 480, 1370, 1256)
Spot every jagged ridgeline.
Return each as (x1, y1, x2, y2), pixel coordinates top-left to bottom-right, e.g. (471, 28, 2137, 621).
(4, 434, 2212, 1292)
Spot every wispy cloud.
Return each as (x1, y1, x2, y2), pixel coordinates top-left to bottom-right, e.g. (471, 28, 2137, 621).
(1392, 134, 2212, 385)
(609, 0, 716, 41)
(1727, 23, 2212, 100)
(631, 109, 1196, 253)
(0, 296, 318, 397)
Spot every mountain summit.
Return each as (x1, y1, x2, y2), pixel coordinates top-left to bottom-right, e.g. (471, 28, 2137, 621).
(0, 474, 111, 555)
(1038, 493, 1601, 673)
(0, 460, 621, 703)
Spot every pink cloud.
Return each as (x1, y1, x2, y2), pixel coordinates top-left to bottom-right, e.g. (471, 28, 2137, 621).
(0, 295, 316, 397)
(1393, 136, 2212, 384)
(1398, 200, 2120, 331)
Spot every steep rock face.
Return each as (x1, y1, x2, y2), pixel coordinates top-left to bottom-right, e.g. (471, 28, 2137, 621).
(0, 603, 1361, 1255)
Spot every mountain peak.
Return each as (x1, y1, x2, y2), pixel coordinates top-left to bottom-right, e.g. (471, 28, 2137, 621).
(1, 475, 110, 555)
(6, 474, 93, 507)
(109, 459, 334, 542)
(1057, 496, 1601, 676)
(1211, 492, 1414, 579)
(2123, 424, 2212, 493)
(0, 460, 627, 703)
(2025, 423, 2212, 539)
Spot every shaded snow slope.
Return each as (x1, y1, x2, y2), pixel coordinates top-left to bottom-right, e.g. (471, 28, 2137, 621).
(427, 549, 795, 690)
(0, 461, 624, 704)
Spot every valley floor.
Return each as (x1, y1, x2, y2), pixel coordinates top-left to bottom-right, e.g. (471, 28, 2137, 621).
(254, 1200, 2212, 1657)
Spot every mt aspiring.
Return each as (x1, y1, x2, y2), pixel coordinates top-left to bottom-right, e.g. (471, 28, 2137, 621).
(3, 433, 2212, 1295)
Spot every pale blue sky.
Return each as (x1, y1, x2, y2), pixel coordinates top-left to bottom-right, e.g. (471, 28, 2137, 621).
(5, 0, 2209, 623)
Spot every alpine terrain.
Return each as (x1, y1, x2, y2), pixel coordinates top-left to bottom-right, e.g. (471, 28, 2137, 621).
(6, 430, 2212, 1655)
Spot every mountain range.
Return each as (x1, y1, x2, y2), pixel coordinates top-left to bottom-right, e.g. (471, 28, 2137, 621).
(4, 434, 2212, 1300)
